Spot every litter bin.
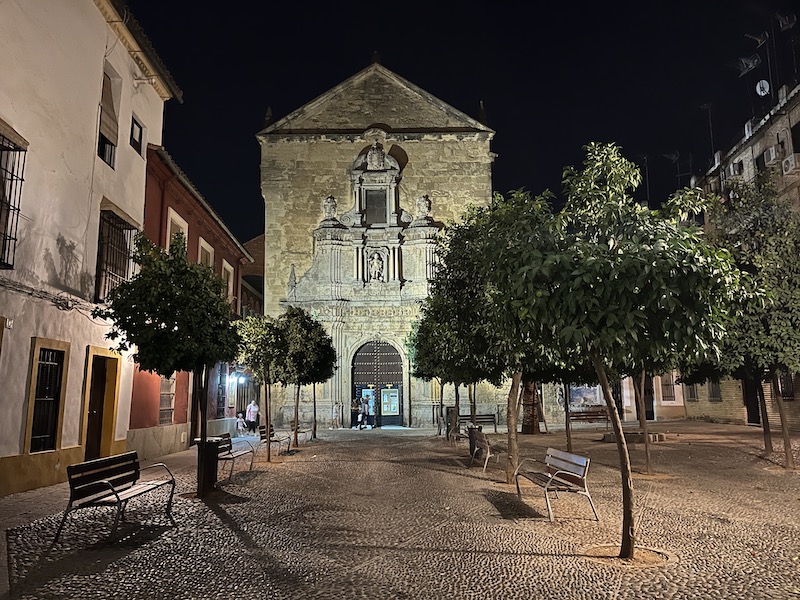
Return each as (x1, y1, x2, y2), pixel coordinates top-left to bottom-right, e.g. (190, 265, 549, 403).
(467, 424, 483, 458)
(195, 437, 221, 491)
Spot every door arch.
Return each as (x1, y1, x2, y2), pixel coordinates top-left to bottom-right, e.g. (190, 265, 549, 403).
(351, 341, 403, 427)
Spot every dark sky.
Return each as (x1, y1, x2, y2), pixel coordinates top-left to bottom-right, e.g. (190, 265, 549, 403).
(127, 1, 800, 245)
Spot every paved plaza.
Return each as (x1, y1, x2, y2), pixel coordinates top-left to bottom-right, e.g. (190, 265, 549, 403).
(1, 421, 799, 599)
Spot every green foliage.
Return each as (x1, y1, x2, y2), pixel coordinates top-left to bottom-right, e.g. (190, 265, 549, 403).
(273, 306, 336, 387)
(92, 232, 239, 376)
(491, 143, 743, 377)
(236, 315, 286, 385)
(704, 177, 800, 379)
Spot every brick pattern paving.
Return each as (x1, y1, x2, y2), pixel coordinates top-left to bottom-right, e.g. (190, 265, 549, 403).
(2, 423, 799, 599)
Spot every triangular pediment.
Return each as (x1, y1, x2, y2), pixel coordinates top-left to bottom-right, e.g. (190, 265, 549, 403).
(260, 64, 492, 135)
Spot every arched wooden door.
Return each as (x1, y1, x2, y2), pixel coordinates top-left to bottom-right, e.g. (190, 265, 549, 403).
(352, 341, 403, 427)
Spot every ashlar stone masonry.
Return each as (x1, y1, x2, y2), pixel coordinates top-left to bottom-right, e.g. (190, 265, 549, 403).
(257, 64, 496, 427)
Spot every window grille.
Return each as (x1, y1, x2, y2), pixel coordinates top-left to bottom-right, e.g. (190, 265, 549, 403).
(660, 372, 676, 402)
(778, 372, 795, 401)
(683, 383, 698, 402)
(30, 348, 64, 452)
(708, 381, 722, 403)
(159, 375, 175, 425)
(0, 129, 27, 269)
(95, 210, 135, 302)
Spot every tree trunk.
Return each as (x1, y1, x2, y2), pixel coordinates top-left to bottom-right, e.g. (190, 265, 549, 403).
(505, 371, 523, 484)
(591, 351, 635, 559)
(469, 384, 476, 425)
(634, 370, 652, 475)
(772, 375, 796, 470)
(452, 384, 461, 440)
(756, 379, 773, 454)
(312, 383, 317, 440)
(195, 364, 212, 499)
(293, 384, 300, 448)
(564, 382, 573, 453)
(521, 379, 539, 434)
(438, 380, 445, 436)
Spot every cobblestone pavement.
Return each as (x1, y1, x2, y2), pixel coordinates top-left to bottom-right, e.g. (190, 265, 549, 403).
(2, 421, 800, 599)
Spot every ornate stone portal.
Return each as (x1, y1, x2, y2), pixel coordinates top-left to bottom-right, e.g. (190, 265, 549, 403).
(257, 63, 495, 427)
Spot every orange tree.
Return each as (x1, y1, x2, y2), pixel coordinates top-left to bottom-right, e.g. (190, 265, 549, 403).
(93, 232, 239, 498)
(484, 143, 743, 558)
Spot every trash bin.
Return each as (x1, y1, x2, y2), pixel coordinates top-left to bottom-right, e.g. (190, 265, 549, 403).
(467, 424, 483, 458)
(195, 437, 221, 492)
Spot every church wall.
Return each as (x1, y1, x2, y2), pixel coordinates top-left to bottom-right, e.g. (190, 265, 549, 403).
(260, 134, 493, 315)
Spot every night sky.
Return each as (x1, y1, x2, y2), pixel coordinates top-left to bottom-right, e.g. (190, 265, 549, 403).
(127, 1, 800, 245)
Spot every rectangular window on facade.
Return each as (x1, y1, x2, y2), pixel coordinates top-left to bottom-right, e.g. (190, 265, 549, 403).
(159, 374, 175, 425)
(130, 117, 143, 154)
(198, 237, 214, 268)
(364, 189, 387, 226)
(778, 372, 795, 401)
(166, 207, 188, 250)
(660, 371, 676, 403)
(222, 260, 234, 304)
(95, 210, 136, 302)
(98, 72, 118, 168)
(708, 381, 722, 403)
(30, 346, 66, 452)
(0, 119, 28, 270)
(683, 383, 699, 402)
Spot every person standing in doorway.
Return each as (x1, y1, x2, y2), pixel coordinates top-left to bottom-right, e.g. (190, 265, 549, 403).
(245, 399, 259, 434)
(360, 397, 369, 430)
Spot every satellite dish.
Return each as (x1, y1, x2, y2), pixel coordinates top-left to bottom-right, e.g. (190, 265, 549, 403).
(756, 80, 770, 97)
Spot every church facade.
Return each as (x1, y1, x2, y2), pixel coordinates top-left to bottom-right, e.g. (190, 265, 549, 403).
(257, 64, 496, 427)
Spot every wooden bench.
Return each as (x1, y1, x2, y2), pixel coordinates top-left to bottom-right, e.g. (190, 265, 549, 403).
(514, 447, 599, 522)
(569, 405, 609, 429)
(217, 432, 255, 480)
(469, 430, 508, 472)
(458, 412, 498, 433)
(256, 424, 290, 456)
(55, 451, 175, 542)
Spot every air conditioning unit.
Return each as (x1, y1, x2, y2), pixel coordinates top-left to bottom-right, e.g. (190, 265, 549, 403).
(783, 154, 800, 176)
(765, 145, 782, 165)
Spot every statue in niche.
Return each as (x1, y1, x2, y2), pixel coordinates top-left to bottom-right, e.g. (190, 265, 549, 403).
(369, 252, 384, 281)
(366, 142, 385, 171)
(415, 195, 432, 221)
(322, 195, 337, 219)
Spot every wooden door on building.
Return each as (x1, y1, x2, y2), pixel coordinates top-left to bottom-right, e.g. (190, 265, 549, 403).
(635, 376, 655, 421)
(352, 341, 403, 427)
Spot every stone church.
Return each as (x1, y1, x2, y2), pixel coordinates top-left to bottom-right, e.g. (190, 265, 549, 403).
(257, 63, 496, 427)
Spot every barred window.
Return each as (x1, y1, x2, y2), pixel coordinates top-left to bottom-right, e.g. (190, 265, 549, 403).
(98, 72, 118, 168)
(1, 121, 28, 270)
(683, 383, 699, 402)
(159, 374, 175, 425)
(660, 371, 676, 403)
(30, 348, 65, 452)
(708, 381, 722, 403)
(94, 210, 135, 302)
(778, 372, 795, 401)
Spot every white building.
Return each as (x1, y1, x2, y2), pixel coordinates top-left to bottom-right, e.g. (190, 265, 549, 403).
(0, 0, 181, 495)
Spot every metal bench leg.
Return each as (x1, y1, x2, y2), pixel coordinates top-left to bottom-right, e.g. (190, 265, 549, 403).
(53, 507, 71, 544)
(515, 476, 522, 499)
(228, 457, 236, 480)
(544, 488, 555, 522)
(482, 451, 491, 472)
(584, 491, 599, 521)
(110, 501, 124, 538)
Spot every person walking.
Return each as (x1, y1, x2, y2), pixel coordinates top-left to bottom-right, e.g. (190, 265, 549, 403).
(245, 399, 260, 435)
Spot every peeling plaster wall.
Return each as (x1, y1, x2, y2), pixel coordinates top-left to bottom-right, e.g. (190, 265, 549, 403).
(0, 1, 166, 494)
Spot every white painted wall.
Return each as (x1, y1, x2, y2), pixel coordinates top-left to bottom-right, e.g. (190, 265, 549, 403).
(0, 1, 167, 458)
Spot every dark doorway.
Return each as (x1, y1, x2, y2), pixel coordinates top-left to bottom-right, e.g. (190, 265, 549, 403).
(352, 341, 403, 427)
(742, 377, 761, 425)
(635, 376, 655, 421)
(85, 355, 109, 461)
